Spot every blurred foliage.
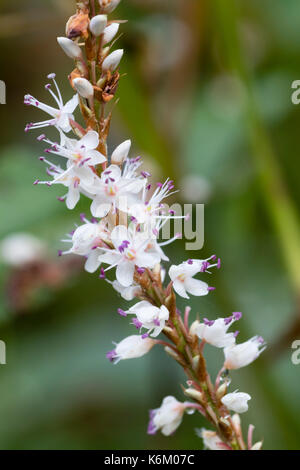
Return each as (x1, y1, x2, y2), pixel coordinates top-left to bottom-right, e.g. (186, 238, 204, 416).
(0, 0, 299, 450)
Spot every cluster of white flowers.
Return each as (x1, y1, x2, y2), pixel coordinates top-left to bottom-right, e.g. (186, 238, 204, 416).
(25, 0, 265, 451)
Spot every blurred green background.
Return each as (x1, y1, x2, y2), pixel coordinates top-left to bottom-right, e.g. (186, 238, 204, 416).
(0, 0, 300, 450)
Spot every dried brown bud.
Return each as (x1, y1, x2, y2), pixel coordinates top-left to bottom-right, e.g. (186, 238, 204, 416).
(102, 71, 120, 103)
(66, 11, 90, 40)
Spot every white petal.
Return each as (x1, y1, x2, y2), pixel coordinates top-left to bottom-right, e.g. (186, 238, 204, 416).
(90, 197, 111, 218)
(85, 250, 101, 273)
(79, 130, 99, 150)
(172, 279, 189, 299)
(116, 260, 135, 287)
(66, 187, 80, 209)
(111, 225, 130, 249)
(185, 278, 209, 297)
(63, 94, 79, 113)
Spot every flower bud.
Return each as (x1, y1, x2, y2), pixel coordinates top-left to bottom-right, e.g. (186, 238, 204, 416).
(221, 391, 251, 414)
(73, 77, 94, 99)
(251, 441, 263, 450)
(189, 320, 200, 336)
(184, 388, 203, 403)
(103, 23, 119, 45)
(102, 49, 123, 72)
(89, 15, 107, 37)
(99, 0, 121, 14)
(216, 383, 227, 400)
(57, 37, 83, 60)
(111, 139, 131, 164)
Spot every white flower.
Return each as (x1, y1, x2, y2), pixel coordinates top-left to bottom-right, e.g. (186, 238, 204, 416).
(103, 23, 120, 45)
(126, 301, 169, 337)
(73, 77, 94, 99)
(57, 37, 83, 60)
(63, 219, 109, 272)
(89, 15, 107, 37)
(221, 391, 251, 414)
(24, 73, 79, 135)
(197, 429, 228, 450)
(102, 49, 124, 72)
(194, 312, 242, 348)
(148, 396, 186, 436)
(99, 0, 122, 14)
(168, 260, 210, 299)
(44, 130, 106, 167)
(106, 335, 155, 363)
(111, 280, 140, 301)
(224, 336, 266, 370)
(98, 225, 161, 287)
(0, 233, 46, 267)
(90, 162, 144, 218)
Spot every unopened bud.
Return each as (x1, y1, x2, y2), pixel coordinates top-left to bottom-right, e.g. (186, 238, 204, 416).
(99, 0, 121, 14)
(73, 77, 94, 99)
(184, 388, 203, 403)
(90, 15, 107, 36)
(216, 383, 227, 400)
(111, 139, 131, 164)
(192, 355, 199, 369)
(231, 413, 241, 433)
(190, 320, 200, 336)
(164, 347, 185, 367)
(102, 49, 123, 72)
(251, 441, 263, 450)
(103, 23, 120, 44)
(57, 37, 83, 60)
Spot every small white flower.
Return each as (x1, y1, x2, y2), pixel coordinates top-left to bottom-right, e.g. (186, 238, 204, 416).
(90, 162, 144, 218)
(98, 225, 161, 287)
(89, 14, 107, 37)
(102, 49, 124, 72)
(126, 300, 169, 337)
(224, 336, 266, 370)
(194, 312, 242, 348)
(221, 391, 251, 414)
(0, 233, 46, 267)
(57, 37, 83, 60)
(169, 260, 210, 299)
(103, 23, 120, 45)
(197, 429, 228, 450)
(99, 0, 122, 14)
(49, 130, 106, 167)
(148, 396, 186, 436)
(73, 77, 94, 99)
(63, 219, 109, 272)
(24, 73, 78, 135)
(106, 335, 155, 363)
